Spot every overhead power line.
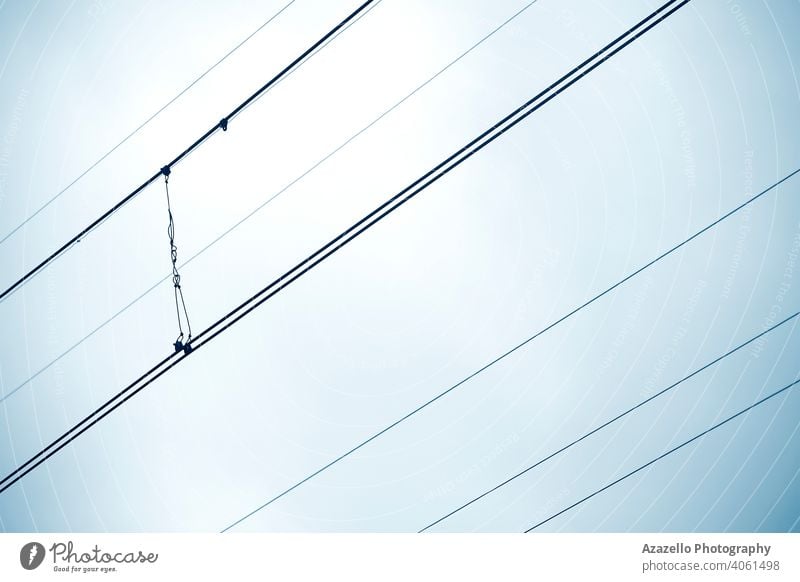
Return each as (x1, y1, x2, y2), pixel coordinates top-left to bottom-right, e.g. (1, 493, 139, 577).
(0, 0, 381, 305)
(418, 311, 800, 532)
(1, 0, 544, 405)
(0, 0, 298, 248)
(219, 165, 800, 532)
(0, 0, 693, 496)
(525, 377, 800, 532)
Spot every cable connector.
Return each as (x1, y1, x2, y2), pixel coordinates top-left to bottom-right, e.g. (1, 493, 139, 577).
(219, 117, 228, 131)
(174, 339, 193, 355)
(161, 165, 171, 177)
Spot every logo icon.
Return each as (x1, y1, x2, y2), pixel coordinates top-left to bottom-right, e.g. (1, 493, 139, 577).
(20, 542, 46, 570)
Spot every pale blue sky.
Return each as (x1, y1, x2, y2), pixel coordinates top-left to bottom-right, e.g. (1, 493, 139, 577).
(0, 0, 799, 532)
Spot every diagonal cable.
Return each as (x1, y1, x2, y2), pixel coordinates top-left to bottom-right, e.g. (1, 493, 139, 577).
(0, 0, 298, 248)
(525, 377, 800, 532)
(419, 311, 799, 531)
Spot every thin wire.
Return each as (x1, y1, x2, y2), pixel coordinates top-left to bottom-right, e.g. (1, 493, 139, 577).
(0, 0, 298, 248)
(0, 0, 379, 305)
(227, 0, 384, 121)
(0, 0, 693, 501)
(0, 0, 542, 406)
(525, 377, 800, 532)
(419, 311, 800, 532)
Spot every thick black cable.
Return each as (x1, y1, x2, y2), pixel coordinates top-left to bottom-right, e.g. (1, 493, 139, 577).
(525, 377, 800, 532)
(0, 0, 692, 499)
(419, 311, 800, 532)
(0, 0, 543, 406)
(0, 0, 298, 248)
(0, 0, 379, 305)
(0, 349, 181, 493)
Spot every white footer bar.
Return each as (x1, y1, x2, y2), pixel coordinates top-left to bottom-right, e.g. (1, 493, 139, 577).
(1, 533, 796, 581)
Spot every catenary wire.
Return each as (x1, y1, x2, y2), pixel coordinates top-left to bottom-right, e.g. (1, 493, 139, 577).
(0, 0, 693, 496)
(525, 377, 800, 532)
(418, 311, 800, 532)
(0, 0, 298, 248)
(0, 0, 380, 305)
(0, 0, 543, 406)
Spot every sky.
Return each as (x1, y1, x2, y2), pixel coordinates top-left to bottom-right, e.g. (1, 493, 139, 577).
(0, 0, 799, 532)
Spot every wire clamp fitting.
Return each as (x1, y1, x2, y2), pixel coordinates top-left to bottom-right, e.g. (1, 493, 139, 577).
(219, 117, 228, 131)
(173, 339, 192, 354)
(161, 165, 171, 177)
